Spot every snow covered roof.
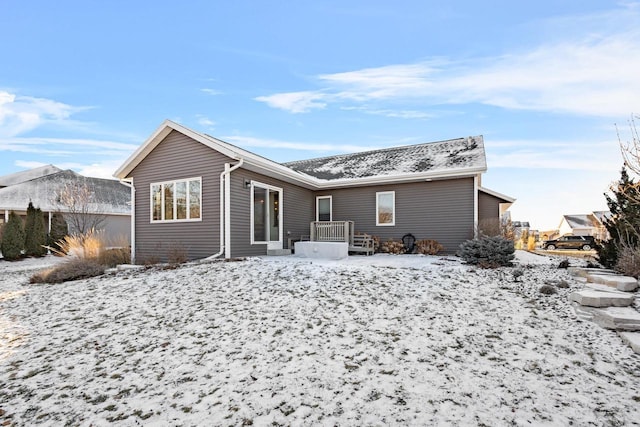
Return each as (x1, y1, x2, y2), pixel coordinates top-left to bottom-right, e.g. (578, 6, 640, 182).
(0, 169, 130, 214)
(283, 136, 486, 180)
(115, 121, 489, 188)
(592, 211, 611, 225)
(562, 214, 597, 229)
(0, 164, 61, 188)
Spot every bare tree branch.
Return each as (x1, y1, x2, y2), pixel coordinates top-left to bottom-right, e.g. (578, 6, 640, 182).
(53, 180, 107, 236)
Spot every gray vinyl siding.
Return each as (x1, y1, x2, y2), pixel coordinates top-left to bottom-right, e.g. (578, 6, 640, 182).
(478, 191, 502, 224)
(128, 130, 233, 263)
(229, 169, 314, 257)
(317, 178, 475, 253)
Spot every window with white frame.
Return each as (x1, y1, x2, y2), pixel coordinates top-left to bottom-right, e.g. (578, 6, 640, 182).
(150, 177, 201, 222)
(376, 191, 395, 226)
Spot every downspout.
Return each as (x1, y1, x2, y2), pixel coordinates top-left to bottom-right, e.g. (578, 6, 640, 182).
(206, 158, 244, 260)
(473, 175, 479, 239)
(119, 178, 135, 264)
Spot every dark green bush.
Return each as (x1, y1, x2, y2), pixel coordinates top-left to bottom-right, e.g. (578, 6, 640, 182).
(458, 236, 515, 268)
(24, 203, 47, 257)
(1, 211, 25, 260)
(30, 258, 105, 284)
(47, 212, 68, 253)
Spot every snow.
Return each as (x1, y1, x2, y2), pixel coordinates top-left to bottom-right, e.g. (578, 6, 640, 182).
(284, 136, 486, 181)
(1, 252, 639, 425)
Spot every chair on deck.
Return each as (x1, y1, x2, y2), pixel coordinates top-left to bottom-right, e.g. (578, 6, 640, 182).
(402, 233, 416, 254)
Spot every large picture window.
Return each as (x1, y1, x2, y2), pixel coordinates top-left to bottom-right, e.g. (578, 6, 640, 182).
(150, 177, 201, 222)
(376, 191, 395, 226)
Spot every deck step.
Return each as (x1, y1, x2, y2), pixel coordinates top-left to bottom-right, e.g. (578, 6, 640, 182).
(569, 290, 634, 308)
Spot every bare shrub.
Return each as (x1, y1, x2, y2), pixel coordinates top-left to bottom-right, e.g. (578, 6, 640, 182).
(167, 243, 188, 265)
(98, 248, 131, 268)
(142, 255, 161, 267)
(539, 284, 557, 295)
(371, 236, 381, 253)
(478, 218, 514, 240)
(615, 244, 640, 278)
(30, 258, 105, 284)
(415, 239, 444, 255)
(51, 229, 105, 259)
(381, 239, 404, 254)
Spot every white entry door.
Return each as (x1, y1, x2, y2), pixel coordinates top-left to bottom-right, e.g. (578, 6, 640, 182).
(251, 181, 283, 250)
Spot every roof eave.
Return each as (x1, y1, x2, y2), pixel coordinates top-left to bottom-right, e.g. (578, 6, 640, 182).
(478, 186, 516, 203)
(313, 166, 488, 189)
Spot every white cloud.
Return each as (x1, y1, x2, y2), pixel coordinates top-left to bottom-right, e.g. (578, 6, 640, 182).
(201, 88, 222, 96)
(486, 139, 623, 172)
(0, 136, 138, 156)
(256, 5, 640, 117)
(0, 91, 89, 137)
(196, 115, 216, 129)
(254, 91, 327, 114)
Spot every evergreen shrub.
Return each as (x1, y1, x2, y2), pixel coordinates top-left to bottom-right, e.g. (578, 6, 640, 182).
(1, 211, 25, 260)
(458, 236, 515, 268)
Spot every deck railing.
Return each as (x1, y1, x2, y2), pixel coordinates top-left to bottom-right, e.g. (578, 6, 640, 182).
(310, 221, 354, 245)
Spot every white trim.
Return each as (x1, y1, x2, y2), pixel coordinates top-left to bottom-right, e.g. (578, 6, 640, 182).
(474, 175, 479, 239)
(114, 120, 489, 189)
(478, 186, 516, 203)
(224, 164, 232, 258)
(250, 180, 283, 246)
(316, 195, 332, 221)
(376, 191, 396, 226)
(149, 177, 202, 223)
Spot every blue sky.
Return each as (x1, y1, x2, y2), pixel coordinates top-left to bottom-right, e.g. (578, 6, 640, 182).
(1, 1, 638, 230)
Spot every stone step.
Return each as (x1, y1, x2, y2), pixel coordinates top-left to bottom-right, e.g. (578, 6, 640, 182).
(591, 307, 640, 331)
(584, 283, 630, 294)
(619, 332, 640, 354)
(586, 274, 638, 292)
(569, 290, 634, 307)
(267, 249, 292, 256)
(568, 267, 616, 278)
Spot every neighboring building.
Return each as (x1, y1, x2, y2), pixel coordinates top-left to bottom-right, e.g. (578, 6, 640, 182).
(115, 120, 515, 263)
(0, 167, 131, 241)
(557, 212, 611, 240)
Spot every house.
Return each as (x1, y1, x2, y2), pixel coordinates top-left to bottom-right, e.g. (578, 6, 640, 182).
(114, 120, 515, 263)
(557, 212, 611, 240)
(0, 166, 131, 241)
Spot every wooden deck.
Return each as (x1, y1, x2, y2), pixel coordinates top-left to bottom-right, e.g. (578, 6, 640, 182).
(310, 221, 374, 255)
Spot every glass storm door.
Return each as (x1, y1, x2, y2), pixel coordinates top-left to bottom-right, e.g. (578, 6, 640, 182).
(251, 182, 283, 249)
(316, 196, 332, 221)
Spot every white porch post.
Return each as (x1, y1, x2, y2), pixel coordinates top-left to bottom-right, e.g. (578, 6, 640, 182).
(48, 211, 52, 233)
(4, 210, 8, 223)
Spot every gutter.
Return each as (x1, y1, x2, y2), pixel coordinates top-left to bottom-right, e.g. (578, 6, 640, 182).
(206, 158, 244, 260)
(119, 178, 135, 263)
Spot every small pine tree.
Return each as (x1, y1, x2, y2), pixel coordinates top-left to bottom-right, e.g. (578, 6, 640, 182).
(1, 211, 25, 260)
(597, 168, 640, 267)
(458, 236, 515, 268)
(24, 203, 47, 257)
(47, 212, 68, 253)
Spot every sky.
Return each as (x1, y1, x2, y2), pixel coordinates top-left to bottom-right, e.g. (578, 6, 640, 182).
(0, 1, 638, 231)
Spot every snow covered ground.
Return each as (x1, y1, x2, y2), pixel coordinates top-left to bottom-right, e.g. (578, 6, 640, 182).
(0, 252, 639, 426)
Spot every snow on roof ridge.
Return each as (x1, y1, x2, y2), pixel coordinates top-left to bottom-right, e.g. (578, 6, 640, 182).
(283, 135, 482, 165)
